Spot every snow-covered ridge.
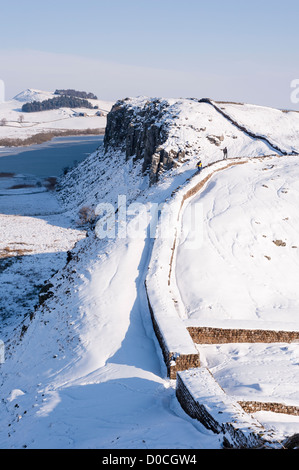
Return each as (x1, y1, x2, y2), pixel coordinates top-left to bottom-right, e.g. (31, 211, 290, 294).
(104, 96, 299, 186)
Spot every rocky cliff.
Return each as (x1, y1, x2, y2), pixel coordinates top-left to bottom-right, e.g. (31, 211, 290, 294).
(104, 97, 188, 184)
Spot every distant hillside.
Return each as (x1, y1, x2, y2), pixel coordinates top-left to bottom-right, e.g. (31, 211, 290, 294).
(55, 89, 98, 100)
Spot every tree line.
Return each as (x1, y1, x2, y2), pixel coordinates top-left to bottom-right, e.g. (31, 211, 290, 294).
(54, 89, 98, 100)
(22, 96, 95, 113)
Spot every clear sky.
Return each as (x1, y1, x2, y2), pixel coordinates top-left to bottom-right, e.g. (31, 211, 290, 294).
(1, 0, 299, 108)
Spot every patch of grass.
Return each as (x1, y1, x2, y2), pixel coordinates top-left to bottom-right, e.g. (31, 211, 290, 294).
(8, 184, 36, 190)
(0, 172, 15, 178)
(281, 109, 299, 114)
(0, 128, 105, 148)
(216, 101, 244, 105)
(0, 246, 33, 258)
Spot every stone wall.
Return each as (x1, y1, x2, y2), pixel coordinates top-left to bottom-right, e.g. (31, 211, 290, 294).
(176, 373, 222, 434)
(238, 401, 299, 416)
(187, 326, 299, 344)
(176, 369, 280, 448)
(145, 285, 200, 379)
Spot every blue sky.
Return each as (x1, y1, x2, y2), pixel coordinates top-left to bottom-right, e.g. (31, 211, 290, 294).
(1, 0, 299, 108)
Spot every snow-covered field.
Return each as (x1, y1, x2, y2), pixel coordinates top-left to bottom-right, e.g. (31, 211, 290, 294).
(177, 156, 299, 330)
(0, 176, 86, 346)
(1, 95, 299, 448)
(0, 89, 113, 141)
(200, 342, 299, 438)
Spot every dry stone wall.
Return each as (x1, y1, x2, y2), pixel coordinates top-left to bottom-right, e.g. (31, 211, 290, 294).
(176, 368, 280, 449)
(187, 327, 299, 344)
(145, 285, 200, 379)
(238, 401, 299, 416)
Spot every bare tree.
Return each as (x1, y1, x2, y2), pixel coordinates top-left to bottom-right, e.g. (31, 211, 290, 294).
(77, 206, 96, 227)
(0, 118, 7, 126)
(18, 114, 24, 124)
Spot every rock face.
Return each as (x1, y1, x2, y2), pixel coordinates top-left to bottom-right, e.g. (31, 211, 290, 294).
(104, 97, 186, 184)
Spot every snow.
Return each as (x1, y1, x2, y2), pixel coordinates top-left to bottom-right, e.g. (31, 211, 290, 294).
(199, 343, 299, 407)
(1, 94, 299, 448)
(253, 411, 299, 440)
(7, 389, 25, 402)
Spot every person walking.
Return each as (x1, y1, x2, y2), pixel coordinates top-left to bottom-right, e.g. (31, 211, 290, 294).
(223, 147, 228, 159)
(196, 159, 203, 173)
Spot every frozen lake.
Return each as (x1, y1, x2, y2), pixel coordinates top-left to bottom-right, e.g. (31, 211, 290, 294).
(0, 135, 103, 177)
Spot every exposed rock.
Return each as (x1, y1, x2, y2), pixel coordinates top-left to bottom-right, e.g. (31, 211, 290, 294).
(273, 239, 286, 247)
(104, 98, 171, 184)
(104, 97, 196, 184)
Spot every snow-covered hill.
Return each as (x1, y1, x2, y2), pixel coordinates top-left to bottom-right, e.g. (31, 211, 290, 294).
(13, 89, 56, 103)
(1, 96, 299, 448)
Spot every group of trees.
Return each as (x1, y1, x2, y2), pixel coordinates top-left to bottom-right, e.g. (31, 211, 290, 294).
(1, 115, 24, 125)
(54, 89, 98, 100)
(22, 96, 95, 113)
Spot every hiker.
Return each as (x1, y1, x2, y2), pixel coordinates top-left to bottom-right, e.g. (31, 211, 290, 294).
(196, 159, 202, 173)
(223, 147, 228, 159)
